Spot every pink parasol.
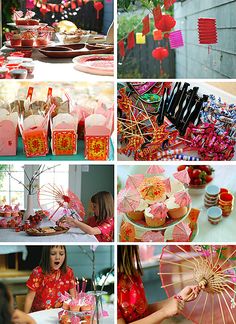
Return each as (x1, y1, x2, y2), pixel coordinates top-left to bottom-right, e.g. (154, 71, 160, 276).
(163, 178, 171, 193)
(160, 245, 236, 324)
(146, 165, 165, 174)
(150, 202, 168, 218)
(117, 188, 141, 213)
(38, 184, 85, 222)
(141, 231, 165, 242)
(174, 191, 192, 207)
(125, 174, 144, 190)
(171, 223, 192, 242)
(173, 169, 191, 185)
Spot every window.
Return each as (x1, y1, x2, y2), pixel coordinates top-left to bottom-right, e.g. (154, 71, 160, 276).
(0, 164, 81, 209)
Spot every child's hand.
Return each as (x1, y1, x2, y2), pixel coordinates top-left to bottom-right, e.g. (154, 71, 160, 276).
(61, 216, 80, 227)
(12, 309, 36, 324)
(161, 296, 185, 318)
(178, 285, 201, 302)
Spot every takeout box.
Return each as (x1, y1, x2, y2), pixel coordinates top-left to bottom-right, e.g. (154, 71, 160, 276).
(84, 113, 112, 160)
(0, 109, 18, 156)
(51, 113, 78, 155)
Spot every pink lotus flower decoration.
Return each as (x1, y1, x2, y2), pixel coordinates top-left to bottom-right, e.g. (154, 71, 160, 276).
(174, 191, 191, 207)
(146, 165, 165, 174)
(126, 174, 144, 190)
(150, 202, 168, 218)
(173, 169, 190, 185)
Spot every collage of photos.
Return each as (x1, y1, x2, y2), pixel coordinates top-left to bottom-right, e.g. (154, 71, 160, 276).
(0, 0, 236, 324)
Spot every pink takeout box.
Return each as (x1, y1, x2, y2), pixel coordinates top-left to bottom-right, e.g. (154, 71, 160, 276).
(0, 110, 18, 156)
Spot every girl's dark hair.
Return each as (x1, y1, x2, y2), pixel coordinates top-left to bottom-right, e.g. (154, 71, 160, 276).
(0, 282, 12, 324)
(40, 246, 67, 274)
(91, 191, 114, 223)
(118, 246, 143, 277)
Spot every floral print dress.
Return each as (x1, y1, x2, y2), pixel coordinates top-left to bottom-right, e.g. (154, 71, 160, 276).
(87, 216, 114, 242)
(118, 273, 149, 323)
(26, 266, 75, 312)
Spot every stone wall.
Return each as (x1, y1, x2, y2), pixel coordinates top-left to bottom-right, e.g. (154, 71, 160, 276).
(174, 0, 236, 78)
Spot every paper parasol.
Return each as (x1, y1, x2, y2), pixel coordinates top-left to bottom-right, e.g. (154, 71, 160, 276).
(159, 245, 236, 323)
(173, 169, 190, 185)
(141, 231, 165, 242)
(174, 191, 192, 207)
(146, 166, 165, 174)
(117, 188, 141, 213)
(125, 174, 144, 190)
(38, 184, 85, 222)
(163, 178, 171, 193)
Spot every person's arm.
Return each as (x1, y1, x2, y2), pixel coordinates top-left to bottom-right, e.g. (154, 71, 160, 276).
(12, 309, 36, 324)
(24, 289, 36, 314)
(119, 297, 184, 324)
(61, 217, 101, 235)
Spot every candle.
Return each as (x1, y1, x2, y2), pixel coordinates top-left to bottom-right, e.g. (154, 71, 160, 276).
(76, 277, 80, 294)
(81, 277, 87, 292)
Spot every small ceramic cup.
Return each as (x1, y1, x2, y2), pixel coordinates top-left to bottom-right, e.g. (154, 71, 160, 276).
(207, 206, 222, 225)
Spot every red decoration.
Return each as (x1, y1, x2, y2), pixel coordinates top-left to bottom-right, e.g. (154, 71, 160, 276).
(164, 0, 176, 10)
(94, 2, 104, 20)
(26, 0, 35, 9)
(153, 5, 162, 28)
(198, 18, 218, 44)
(142, 15, 150, 36)
(127, 31, 135, 50)
(71, 0, 77, 10)
(40, 4, 50, 15)
(55, 4, 59, 12)
(152, 47, 169, 60)
(118, 40, 125, 57)
(153, 29, 163, 41)
(60, 5, 64, 12)
(156, 14, 176, 32)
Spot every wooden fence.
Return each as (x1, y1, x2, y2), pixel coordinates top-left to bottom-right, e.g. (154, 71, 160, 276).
(118, 36, 176, 79)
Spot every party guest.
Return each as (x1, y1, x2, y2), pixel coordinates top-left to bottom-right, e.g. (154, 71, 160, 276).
(62, 191, 114, 242)
(118, 246, 201, 324)
(0, 282, 36, 324)
(25, 246, 76, 313)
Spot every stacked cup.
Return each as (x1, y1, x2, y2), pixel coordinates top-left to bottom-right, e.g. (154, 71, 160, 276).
(204, 185, 220, 208)
(218, 192, 234, 217)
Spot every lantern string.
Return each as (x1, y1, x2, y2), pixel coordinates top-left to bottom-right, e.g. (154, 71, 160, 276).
(118, 4, 165, 44)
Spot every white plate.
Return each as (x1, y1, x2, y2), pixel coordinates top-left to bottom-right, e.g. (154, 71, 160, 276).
(7, 22, 47, 31)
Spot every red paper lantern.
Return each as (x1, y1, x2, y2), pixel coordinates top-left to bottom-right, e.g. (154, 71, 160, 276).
(156, 15, 176, 32)
(152, 47, 169, 60)
(198, 18, 218, 44)
(71, 1, 77, 10)
(94, 2, 104, 19)
(153, 29, 163, 41)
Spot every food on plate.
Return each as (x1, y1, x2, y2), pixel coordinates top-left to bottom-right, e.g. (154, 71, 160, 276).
(177, 165, 214, 187)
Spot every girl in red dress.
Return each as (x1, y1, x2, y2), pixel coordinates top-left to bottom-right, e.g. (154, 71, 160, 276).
(62, 191, 114, 242)
(24, 246, 76, 313)
(118, 246, 200, 324)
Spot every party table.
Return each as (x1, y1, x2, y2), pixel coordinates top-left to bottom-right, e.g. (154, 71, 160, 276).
(0, 219, 98, 242)
(29, 304, 114, 324)
(117, 165, 236, 243)
(1, 46, 113, 81)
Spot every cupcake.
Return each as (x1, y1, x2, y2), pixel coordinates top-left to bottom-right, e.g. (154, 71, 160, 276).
(12, 204, 20, 217)
(62, 299, 71, 310)
(127, 199, 148, 221)
(166, 196, 187, 219)
(144, 202, 168, 227)
(10, 34, 22, 47)
(69, 299, 80, 312)
(21, 32, 34, 47)
(35, 37, 49, 46)
(120, 222, 136, 242)
(4, 206, 12, 217)
(138, 177, 166, 204)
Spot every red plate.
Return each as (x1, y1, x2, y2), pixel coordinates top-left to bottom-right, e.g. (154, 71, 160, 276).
(72, 54, 114, 76)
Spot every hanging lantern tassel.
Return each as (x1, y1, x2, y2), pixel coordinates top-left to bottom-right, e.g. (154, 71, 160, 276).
(136, 33, 146, 45)
(198, 18, 218, 44)
(169, 30, 184, 49)
(94, 2, 104, 20)
(152, 47, 169, 76)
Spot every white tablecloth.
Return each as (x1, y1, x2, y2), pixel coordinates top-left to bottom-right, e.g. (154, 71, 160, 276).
(30, 305, 114, 324)
(1, 46, 113, 82)
(117, 165, 236, 242)
(0, 219, 97, 242)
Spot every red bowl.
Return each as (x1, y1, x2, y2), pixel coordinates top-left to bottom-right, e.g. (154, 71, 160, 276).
(6, 63, 20, 71)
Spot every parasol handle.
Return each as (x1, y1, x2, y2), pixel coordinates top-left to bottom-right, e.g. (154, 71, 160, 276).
(198, 278, 207, 289)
